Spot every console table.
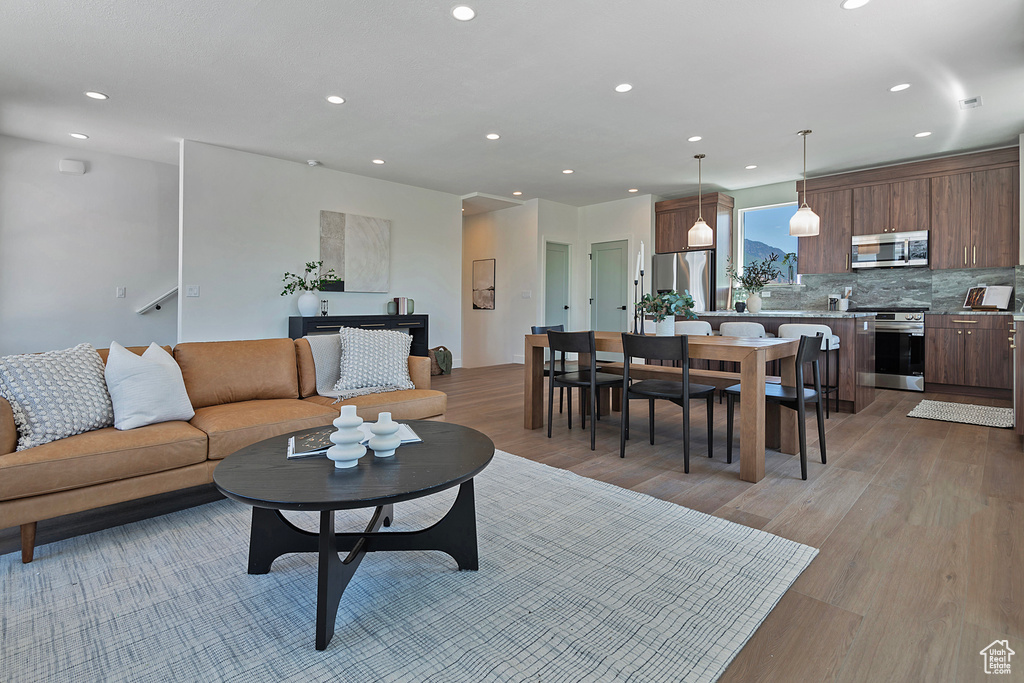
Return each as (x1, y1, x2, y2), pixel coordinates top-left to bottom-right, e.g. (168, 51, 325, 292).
(288, 315, 429, 357)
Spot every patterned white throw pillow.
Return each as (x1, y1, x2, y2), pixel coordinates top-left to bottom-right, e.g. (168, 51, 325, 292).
(0, 343, 114, 450)
(333, 327, 415, 400)
(104, 342, 196, 430)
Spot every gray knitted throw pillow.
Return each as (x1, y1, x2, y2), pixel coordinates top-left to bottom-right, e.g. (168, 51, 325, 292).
(0, 343, 114, 450)
(333, 327, 414, 400)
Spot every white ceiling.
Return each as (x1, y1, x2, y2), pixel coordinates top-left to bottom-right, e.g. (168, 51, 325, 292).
(2, 0, 1022, 207)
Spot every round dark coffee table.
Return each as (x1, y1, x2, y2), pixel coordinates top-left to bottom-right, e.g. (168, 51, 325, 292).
(214, 419, 494, 650)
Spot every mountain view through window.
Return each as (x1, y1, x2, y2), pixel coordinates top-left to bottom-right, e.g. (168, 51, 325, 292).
(741, 203, 798, 284)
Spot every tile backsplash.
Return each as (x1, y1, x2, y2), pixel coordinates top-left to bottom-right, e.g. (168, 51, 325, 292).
(754, 266, 1021, 313)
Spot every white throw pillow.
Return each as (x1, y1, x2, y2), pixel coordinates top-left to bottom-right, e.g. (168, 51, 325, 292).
(104, 342, 195, 430)
(0, 343, 114, 450)
(332, 327, 415, 400)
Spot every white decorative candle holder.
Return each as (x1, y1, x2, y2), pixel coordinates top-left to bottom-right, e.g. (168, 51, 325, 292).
(327, 405, 366, 469)
(369, 412, 401, 458)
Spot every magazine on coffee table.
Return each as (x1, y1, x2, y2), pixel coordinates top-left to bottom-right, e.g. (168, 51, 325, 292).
(286, 423, 422, 459)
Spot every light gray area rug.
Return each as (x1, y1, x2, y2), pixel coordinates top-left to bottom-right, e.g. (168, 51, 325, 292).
(1, 451, 817, 683)
(908, 399, 1014, 428)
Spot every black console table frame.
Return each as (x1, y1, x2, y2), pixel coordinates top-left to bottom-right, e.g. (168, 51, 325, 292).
(288, 315, 429, 357)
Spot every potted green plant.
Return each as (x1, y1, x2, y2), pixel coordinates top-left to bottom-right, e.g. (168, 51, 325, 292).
(281, 260, 337, 316)
(726, 253, 782, 314)
(636, 289, 697, 336)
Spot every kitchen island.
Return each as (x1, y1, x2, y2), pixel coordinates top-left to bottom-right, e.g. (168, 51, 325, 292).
(692, 310, 876, 413)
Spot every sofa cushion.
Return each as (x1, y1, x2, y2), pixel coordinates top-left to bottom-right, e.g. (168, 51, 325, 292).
(295, 338, 319, 398)
(333, 327, 415, 399)
(189, 399, 337, 459)
(0, 421, 208, 502)
(174, 339, 300, 409)
(105, 342, 195, 430)
(304, 389, 446, 421)
(0, 343, 114, 450)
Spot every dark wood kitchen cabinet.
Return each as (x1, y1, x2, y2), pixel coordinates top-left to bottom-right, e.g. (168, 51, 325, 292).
(797, 189, 852, 274)
(930, 173, 973, 270)
(931, 167, 1019, 269)
(655, 192, 733, 254)
(925, 314, 1012, 391)
(852, 179, 929, 236)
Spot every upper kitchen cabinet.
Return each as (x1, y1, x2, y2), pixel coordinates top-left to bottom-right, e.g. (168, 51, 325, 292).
(797, 189, 852, 274)
(852, 179, 929, 235)
(654, 193, 734, 254)
(799, 146, 1019, 271)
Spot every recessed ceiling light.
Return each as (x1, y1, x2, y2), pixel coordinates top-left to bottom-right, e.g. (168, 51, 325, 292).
(889, 83, 911, 92)
(486, 133, 500, 140)
(452, 5, 475, 20)
(687, 136, 702, 142)
(512, 191, 523, 196)
(372, 159, 386, 164)
(615, 84, 633, 93)
(840, 0, 870, 9)
(562, 169, 574, 174)
(914, 131, 932, 138)
(745, 165, 758, 170)
(69, 132, 89, 139)
(628, 188, 639, 193)
(326, 95, 345, 104)
(84, 91, 108, 100)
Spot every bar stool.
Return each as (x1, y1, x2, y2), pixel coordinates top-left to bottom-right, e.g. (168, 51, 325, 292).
(674, 320, 714, 373)
(717, 322, 771, 393)
(777, 323, 840, 417)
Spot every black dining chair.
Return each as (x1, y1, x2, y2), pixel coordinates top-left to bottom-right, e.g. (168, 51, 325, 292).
(619, 333, 717, 473)
(724, 333, 827, 480)
(532, 325, 567, 413)
(547, 330, 622, 450)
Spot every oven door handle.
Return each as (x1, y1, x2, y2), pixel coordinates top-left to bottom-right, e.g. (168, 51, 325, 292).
(876, 324, 925, 333)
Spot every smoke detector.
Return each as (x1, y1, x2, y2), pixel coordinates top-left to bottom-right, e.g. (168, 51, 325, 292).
(307, 159, 322, 166)
(959, 96, 983, 110)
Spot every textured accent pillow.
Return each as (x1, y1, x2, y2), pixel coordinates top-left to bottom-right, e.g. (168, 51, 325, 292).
(0, 343, 114, 450)
(104, 342, 196, 430)
(333, 327, 415, 400)
(304, 333, 342, 396)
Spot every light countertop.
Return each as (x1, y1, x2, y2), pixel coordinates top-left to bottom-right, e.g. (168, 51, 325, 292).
(697, 310, 874, 319)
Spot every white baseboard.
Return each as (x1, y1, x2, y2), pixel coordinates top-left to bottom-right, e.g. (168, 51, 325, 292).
(513, 354, 525, 364)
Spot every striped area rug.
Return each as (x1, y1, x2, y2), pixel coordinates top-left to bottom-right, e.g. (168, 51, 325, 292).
(1, 451, 816, 682)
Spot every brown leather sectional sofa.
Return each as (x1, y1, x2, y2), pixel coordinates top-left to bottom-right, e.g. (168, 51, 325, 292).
(0, 337, 446, 563)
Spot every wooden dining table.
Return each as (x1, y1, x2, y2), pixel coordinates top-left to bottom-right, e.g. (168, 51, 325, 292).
(524, 331, 802, 483)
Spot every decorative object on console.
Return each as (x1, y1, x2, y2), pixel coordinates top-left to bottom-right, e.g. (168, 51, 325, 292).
(281, 260, 337, 317)
(319, 211, 391, 293)
(327, 405, 366, 468)
(392, 297, 415, 315)
(472, 259, 496, 310)
(320, 300, 328, 316)
(726, 253, 782, 315)
(789, 130, 820, 236)
(386, 300, 398, 315)
(368, 411, 401, 457)
(0, 343, 113, 450)
(104, 342, 194, 430)
(688, 154, 714, 248)
(735, 302, 746, 313)
(333, 327, 415, 399)
(636, 290, 697, 336)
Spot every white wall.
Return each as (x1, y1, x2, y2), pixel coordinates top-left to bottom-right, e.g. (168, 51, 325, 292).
(179, 141, 464, 363)
(0, 135, 178, 355)
(461, 201, 540, 367)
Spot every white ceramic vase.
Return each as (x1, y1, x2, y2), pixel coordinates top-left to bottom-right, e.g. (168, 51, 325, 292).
(297, 291, 319, 317)
(655, 316, 676, 336)
(327, 405, 365, 469)
(369, 412, 402, 458)
(746, 292, 762, 314)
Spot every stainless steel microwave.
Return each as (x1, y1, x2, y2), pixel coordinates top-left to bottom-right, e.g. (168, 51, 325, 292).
(851, 230, 928, 269)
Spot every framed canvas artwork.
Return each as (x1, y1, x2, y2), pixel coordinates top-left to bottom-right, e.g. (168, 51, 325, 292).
(319, 211, 391, 292)
(472, 259, 495, 310)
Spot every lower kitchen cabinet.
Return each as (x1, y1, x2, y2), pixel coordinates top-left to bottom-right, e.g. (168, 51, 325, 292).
(1015, 321, 1023, 437)
(925, 315, 1012, 391)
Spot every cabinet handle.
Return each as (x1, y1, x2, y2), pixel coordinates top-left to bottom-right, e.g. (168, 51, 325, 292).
(846, 254, 849, 270)
(957, 330, 962, 335)
(1012, 345, 1017, 349)
(361, 323, 386, 327)
(972, 245, 976, 265)
(951, 319, 978, 324)
(967, 330, 972, 335)
(964, 246, 967, 265)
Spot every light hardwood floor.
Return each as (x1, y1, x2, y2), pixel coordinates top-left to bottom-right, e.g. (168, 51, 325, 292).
(431, 364, 1023, 683)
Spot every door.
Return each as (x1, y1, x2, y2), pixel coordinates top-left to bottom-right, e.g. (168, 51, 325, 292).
(590, 240, 629, 333)
(544, 242, 570, 330)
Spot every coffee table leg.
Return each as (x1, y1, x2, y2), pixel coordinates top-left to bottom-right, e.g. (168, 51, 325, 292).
(248, 508, 318, 574)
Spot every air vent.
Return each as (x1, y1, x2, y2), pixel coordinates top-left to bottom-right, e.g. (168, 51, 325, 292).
(959, 96, 983, 110)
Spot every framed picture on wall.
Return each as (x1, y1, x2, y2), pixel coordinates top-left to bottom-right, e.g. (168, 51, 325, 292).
(472, 259, 495, 310)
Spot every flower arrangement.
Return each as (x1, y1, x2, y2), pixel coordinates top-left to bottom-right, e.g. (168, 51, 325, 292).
(726, 253, 783, 294)
(635, 289, 697, 322)
(280, 260, 337, 295)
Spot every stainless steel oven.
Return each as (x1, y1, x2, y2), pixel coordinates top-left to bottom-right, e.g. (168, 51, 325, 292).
(874, 310, 926, 391)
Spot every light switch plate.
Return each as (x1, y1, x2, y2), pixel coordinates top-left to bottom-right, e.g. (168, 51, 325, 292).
(761, 290, 770, 297)
(115, 286, 126, 298)
(521, 290, 532, 299)
(186, 285, 200, 297)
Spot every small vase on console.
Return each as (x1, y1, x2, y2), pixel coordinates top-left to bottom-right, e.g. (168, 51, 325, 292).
(745, 292, 762, 314)
(327, 405, 366, 469)
(297, 291, 320, 317)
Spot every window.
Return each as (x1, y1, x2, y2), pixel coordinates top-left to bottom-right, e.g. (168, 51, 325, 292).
(738, 202, 799, 284)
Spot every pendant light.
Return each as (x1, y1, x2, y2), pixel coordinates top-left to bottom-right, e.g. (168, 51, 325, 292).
(688, 154, 714, 248)
(790, 130, 820, 236)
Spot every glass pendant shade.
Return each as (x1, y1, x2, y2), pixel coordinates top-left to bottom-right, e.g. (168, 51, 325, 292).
(688, 217, 714, 247)
(789, 204, 820, 236)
